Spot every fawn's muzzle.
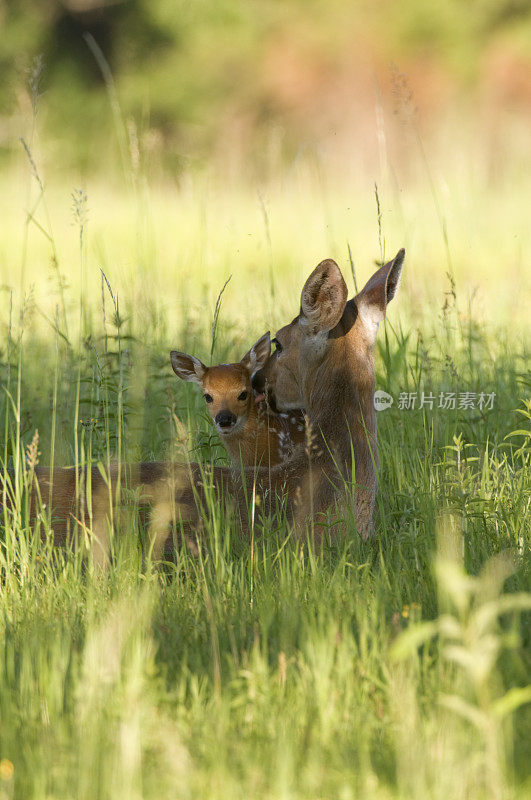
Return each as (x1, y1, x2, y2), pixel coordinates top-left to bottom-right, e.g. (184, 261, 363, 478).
(215, 410, 237, 430)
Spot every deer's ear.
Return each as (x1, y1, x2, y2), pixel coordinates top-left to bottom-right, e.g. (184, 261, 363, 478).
(354, 248, 405, 335)
(300, 259, 348, 336)
(241, 331, 271, 374)
(170, 351, 206, 384)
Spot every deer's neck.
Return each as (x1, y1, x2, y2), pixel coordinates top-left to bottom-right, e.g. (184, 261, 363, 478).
(302, 338, 376, 469)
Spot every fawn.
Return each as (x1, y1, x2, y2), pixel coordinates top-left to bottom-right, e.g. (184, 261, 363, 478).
(5, 250, 404, 562)
(170, 332, 306, 467)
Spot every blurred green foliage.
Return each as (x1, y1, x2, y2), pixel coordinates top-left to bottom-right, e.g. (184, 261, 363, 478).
(1, 0, 531, 172)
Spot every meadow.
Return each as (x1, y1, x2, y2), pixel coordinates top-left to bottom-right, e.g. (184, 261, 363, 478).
(0, 125, 530, 799)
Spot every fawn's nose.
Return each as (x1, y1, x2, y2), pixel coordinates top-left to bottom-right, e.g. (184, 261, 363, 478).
(215, 410, 237, 430)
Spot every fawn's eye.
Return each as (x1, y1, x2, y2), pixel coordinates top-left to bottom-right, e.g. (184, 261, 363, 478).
(204, 393, 213, 404)
(238, 390, 248, 402)
(272, 338, 283, 353)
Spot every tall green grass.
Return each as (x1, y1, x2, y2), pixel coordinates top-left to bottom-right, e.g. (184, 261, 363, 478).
(0, 130, 529, 798)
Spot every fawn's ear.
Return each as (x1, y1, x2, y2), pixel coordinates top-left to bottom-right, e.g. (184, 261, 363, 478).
(241, 331, 271, 374)
(354, 248, 405, 336)
(170, 351, 207, 385)
(300, 259, 348, 336)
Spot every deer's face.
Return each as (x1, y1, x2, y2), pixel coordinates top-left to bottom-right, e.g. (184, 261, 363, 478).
(171, 331, 271, 437)
(253, 319, 304, 411)
(200, 365, 253, 435)
(253, 258, 349, 411)
(253, 252, 405, 413)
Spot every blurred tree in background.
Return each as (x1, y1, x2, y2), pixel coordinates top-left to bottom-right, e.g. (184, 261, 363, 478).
(1, 0, 530, 176)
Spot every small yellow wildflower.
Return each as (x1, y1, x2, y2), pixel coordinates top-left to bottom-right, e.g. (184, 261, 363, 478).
(0, 759, 14, 781)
